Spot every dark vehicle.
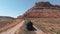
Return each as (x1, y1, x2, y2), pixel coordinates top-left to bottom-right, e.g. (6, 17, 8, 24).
(25, 19, 36, 31)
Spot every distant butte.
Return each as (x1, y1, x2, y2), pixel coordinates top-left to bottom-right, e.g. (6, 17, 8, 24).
(18, 2, 60, 18)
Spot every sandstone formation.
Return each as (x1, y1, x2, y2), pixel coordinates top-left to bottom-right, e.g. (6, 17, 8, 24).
(17, 2, 60, 34)
(18, 2, 60, 18)
(0, 2, 60, 34)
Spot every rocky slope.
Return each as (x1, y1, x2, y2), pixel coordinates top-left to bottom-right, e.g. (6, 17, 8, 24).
(18, 2, 60, 18)
(17, 2, 60, 34)
(0, 2, 60, 34)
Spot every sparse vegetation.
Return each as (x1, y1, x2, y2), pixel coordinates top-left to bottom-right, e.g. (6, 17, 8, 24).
(31, 18, 60, 34)
(0, 19, 23, 33)
(0, 19, 14, 28)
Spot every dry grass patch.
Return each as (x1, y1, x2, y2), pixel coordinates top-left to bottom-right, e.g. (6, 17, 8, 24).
(31, 18, 60, 34)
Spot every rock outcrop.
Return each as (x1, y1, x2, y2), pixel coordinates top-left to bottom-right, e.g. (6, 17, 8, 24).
(18, 2, 60, 18)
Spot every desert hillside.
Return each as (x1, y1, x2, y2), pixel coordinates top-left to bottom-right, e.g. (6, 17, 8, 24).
(0, 16, 24, 33)
(18, 2, 60, 18)
(17, 2, 60, 34)
(0, 16, 15, 28)
(0, 2, 60, 34)
(30, 18, 60, 34)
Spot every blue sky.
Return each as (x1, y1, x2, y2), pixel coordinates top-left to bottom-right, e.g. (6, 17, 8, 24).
(0, 0, 60, 18)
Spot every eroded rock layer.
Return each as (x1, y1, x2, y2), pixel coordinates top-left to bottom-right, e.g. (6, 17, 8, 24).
(18, 2, 60, 18)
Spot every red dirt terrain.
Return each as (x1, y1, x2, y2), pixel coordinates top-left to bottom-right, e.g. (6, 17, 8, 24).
(17, 2, 60, 34)
(0, 2, 60, 34)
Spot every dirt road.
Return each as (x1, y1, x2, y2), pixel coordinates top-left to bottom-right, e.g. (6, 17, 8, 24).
(0, 20, 25, 34)
(0, 20, 46, 34)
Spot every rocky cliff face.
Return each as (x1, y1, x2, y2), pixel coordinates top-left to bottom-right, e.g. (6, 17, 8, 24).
(18, 2, 60, 18)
